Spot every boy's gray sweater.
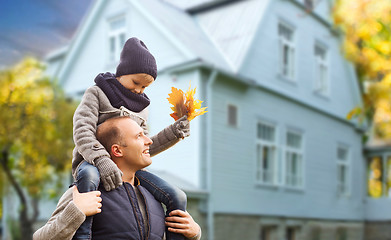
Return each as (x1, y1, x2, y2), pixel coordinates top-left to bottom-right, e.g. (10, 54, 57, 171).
(72, 85, 181, 182)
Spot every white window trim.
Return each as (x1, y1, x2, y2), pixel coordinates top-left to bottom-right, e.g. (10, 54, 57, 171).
(278, 21, 296, 82)
(337, 144, 351, 197)
(283, 129, 305, 190)
(255, 121, 279, 186)
(107, 15, 127, 64)
(313, 43, 329, 97)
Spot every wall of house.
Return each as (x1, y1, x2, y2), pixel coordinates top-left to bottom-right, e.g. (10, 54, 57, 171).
(239, 0, 361, 123)
(147, 69, 203, 188)
(208, 75, 365, 220)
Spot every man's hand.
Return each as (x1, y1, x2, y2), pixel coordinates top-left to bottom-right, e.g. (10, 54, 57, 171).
(72, 186, 102, 216)
(165, 210, 201, 239)
(172, 115, 190, 139)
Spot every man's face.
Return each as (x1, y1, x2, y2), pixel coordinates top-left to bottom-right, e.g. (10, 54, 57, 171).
(117, 118, 153, 170)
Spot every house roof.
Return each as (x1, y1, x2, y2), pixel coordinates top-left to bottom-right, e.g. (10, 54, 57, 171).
(51, 0, 234, 82)
(194, 0, 270, 71)
(137, 0, 231, 71)
(161, 0, 216, 11)
(49, 0, 272, 81)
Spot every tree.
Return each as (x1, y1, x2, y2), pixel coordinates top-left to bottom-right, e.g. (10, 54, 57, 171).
(0, 57, 76, 239)
(333, 0, 391, 139)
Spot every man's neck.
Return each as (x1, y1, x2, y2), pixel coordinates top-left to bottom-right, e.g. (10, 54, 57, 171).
(121, 168, 136, 185)
(123, 175, 135, 185)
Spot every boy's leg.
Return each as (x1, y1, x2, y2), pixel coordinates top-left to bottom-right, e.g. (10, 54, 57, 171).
(73, 161, 100, 240)
(135, 170, 187, 240)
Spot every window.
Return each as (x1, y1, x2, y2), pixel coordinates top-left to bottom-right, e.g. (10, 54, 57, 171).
(278, 23, 295, 80)
(336, 228, 348, 240)
(260, 226, 278, 240)
(304, 0, 314, 10)
(227, 104, 238, 127)
(337, 146, 350, 196)
(286, 227, 300, 240)
(310, 227, 321, 240)
(285, 131, 303, 187)
(256, 122, 277, 185)
(108, 16, 127, 62)
(314, 44, 328, 95)
(368, 156, 383, 198)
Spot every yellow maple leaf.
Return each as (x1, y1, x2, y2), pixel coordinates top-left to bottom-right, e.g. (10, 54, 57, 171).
(167, 83, 207, 121)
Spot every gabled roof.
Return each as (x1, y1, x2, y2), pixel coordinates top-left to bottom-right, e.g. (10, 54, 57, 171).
(195, 0, 271, 72)
(161, 0, 216, 10)
(137, 0, 231, 71)
(53, 0, 233, 82)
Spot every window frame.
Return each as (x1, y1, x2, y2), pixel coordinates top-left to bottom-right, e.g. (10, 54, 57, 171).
(313, 43, 329, 96)
(284, 129, 304, 189)
(260, 225, 278, 240)
(255, 121, 279, 186)
(337, 144, 351, 197)
(107, 15, 127, 64)
(304, 0, 314, 10)
(278, 21, 296, 81)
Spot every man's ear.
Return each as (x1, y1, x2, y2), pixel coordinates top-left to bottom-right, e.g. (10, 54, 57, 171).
(111, 144, 123, 157)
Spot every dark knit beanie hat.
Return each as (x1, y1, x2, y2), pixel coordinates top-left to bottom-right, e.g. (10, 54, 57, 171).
(115, 37, 157, 80)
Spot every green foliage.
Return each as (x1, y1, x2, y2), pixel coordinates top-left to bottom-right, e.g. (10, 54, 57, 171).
(0, 57, 76, 200)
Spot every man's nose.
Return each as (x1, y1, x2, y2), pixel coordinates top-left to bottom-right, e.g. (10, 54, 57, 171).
(145, 136, 153, 145)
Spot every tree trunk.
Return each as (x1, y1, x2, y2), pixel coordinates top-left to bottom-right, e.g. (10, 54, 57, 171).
(20, 205, 33, 240)
(1, 148, 33, 240)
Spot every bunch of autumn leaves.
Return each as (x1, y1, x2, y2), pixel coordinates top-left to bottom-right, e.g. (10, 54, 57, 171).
(167, 84, 207, 121)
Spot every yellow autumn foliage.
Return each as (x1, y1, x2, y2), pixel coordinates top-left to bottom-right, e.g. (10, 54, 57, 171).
(0, 57, 76, 198)
(167, 83, 207, 121)
(334, 0, 391, 139)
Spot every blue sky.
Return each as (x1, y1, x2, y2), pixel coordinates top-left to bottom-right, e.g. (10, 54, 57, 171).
(0, 0, 94, 68)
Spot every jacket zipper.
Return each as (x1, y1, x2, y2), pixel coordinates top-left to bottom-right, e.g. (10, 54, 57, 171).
(137, 186, 151, 239)
(124, 183, 145, 240)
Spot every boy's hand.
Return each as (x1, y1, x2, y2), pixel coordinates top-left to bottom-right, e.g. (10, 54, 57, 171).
(165, 210, 201, 239)
(173, 115, 190, 138)
(72, 186, 102, 216)
(95, 158, 123, 191)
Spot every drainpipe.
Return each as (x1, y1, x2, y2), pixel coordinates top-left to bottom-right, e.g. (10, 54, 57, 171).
(206, 69, 218, 240)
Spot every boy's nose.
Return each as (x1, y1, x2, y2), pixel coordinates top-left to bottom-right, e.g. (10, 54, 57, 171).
(134, 88, 143, 94)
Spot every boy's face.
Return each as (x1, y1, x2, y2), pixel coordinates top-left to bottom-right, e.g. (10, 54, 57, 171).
(117, 73, 154, 94)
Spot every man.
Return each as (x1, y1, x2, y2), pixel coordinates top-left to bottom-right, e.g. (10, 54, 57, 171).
(33, 116, 201, 240)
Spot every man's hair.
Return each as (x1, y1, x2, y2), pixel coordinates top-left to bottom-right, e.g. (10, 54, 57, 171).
(96, 116, 130, 153)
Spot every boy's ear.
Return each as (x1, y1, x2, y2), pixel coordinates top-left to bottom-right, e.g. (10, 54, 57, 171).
(111, 144, 123, 157)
